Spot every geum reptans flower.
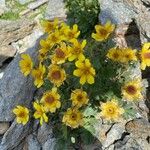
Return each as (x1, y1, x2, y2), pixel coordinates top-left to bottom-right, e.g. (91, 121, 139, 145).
(32, 63, 46, 88)
(92, 21, 115, 41)
(33, 101, 48, 125)
(19, 54, 33, 76)
(73, 58, 95, 85)
(68, 39, 86, 61)
(98, 99, 124, 121)
(62, 108, 83, 128)
(71, 89, 89, 108)
(47, 64, 66, 87)
(122, 79, 143, 101)
(140, 42, 150, 70)
(41, 87, 61, 113)
(13, 106, 29, 125)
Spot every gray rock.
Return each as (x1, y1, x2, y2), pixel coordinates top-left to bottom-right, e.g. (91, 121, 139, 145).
(27, 0, 48, 10)
(18, 0, 31, 5)
(37, 123, 54, 145)
(0, 19, 36, 66)
(0, 121, 32, 150)
(99, 0, 150, 42)
(0, 122, 10, 135)
(0, 0, 7, 16)
(114, 136, 143, 150)
(26, 134, 41, 150)
(45, 0, 66, 20)
(99, 0, 136, 24)
(0, 33, 43, 121)
(103, 123, 125, 149)
(42, 136, 56, 150)
(141, 0, 150, 5)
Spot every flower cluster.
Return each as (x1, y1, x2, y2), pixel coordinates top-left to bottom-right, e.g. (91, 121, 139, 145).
(14, 18, 95, 128)
(13, 18, 147, 130)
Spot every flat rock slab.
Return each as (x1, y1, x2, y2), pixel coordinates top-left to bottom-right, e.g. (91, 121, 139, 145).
(0, 32, 43, 121)
(0, 19, 36, 66)
(0, 121, 32, 150)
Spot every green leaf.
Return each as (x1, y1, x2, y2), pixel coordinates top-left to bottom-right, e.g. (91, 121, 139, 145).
(83, 106, 97, 117)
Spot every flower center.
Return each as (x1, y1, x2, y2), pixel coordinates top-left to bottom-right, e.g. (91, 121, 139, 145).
(71, 113, 77, 120)
(99, 29, 107, 36)
(126, 85, 137, 95)
(36, 71, 42, 79)
(107, 107, 115, 114)
(77, 94, 83, 101)
(73, 47, 81, 54)
(125, 54, 131, 59)
(55, 48, 65, 58)
(143, 52, 150, 59)
(68, 32, 75, 38)
(83, 67, 90, 75)
(51, 35, 58, 42)
(45, 95, 55, 104)
(51, 70, 61, 80)
(48, 23, 54, 30)
(113, 52, 119, 59)
(18, 111, 26, 118)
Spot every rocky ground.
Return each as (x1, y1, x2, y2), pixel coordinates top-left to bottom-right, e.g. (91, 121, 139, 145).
(0, 0, 150, 150)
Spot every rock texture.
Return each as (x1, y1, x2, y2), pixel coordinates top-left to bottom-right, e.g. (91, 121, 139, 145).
(99, 0, 150, 43)
(0, 19, 36, 66)
(45, 0, 66, 20)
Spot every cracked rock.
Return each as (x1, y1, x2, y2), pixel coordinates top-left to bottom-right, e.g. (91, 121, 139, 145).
(0, 30, 43, 121)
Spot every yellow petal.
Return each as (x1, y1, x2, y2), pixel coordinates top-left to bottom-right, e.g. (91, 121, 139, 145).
(73, 69, 82, 77)
(87, 75, 94, 84)
(80, 75, 86, 85)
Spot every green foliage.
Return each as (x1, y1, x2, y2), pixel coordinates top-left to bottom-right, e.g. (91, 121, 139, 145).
(65, 0, 100, 38)
(0, 11, 20, 20)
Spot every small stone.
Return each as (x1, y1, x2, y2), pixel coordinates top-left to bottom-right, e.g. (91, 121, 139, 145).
(0, 122, 10, 135)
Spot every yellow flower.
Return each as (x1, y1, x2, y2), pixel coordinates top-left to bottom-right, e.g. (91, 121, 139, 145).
(41, 87, 61, 113)
(140, 42, 150, 70)
(71, 89, 89, 108)
(107, 47, 137, 63)
(40, 39, 52, 50)
(33, 101, 48, 125)
(19, 54, 33, 76)
(92, 21, 115, 41)
(73, 58, 95, 85)
(47, 64, 66, 87)
(59, 22, 70, 38)
(62, 108, 83, 128)
(120, 48, 137, 63)
(32, 63, 46, 88)
(41, 18, 58, 33)
(68, 39, 86, 61)
(122, 79, 143, 101)
(51, 42, 70, 64)
(47, 30, 62, 46)
(38, 48, 48, 62)
(13, 105, 29, 125)
(64, 24, 80, 41)
(107, 47, 122, 62)
(99, 99, 124, 121)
